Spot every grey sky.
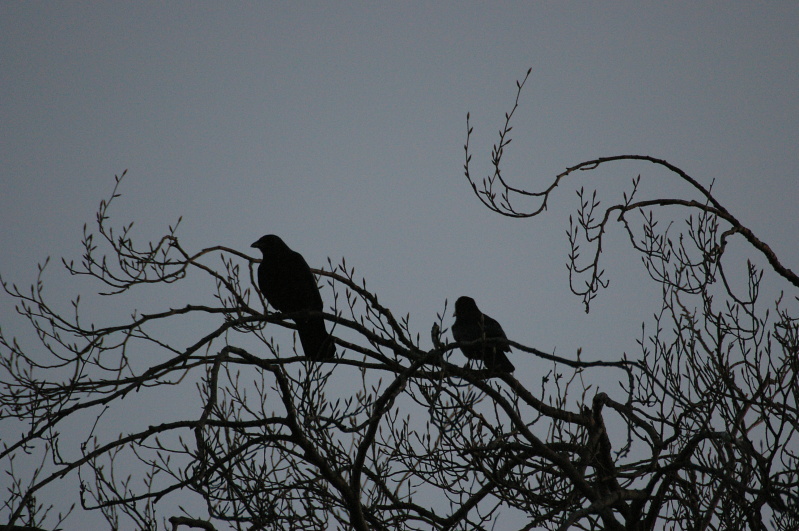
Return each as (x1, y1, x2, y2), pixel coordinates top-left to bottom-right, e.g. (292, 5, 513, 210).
(1, 3, 798, 528)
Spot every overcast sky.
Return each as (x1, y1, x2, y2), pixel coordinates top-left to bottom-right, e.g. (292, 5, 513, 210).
(1, 2, 798, 528)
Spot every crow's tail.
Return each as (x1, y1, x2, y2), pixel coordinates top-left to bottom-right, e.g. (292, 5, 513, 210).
(487, 350, 515, 373)
(296, 317, 336, 361)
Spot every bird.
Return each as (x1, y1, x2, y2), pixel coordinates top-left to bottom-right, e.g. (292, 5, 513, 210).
(451, 296, 514, 373)
(251, 235, 335, 360)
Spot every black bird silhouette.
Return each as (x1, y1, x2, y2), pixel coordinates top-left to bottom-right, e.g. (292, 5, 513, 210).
(251, 235, 335, 360)
(451, 296, 514, 373)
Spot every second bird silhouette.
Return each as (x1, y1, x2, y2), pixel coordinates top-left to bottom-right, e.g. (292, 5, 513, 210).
(452, 296, 515, 373)
(251, 235, 335, 360)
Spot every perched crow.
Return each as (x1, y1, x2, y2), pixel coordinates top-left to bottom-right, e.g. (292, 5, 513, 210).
(452, 296, 515, 373)
(251, 235, 335, 360)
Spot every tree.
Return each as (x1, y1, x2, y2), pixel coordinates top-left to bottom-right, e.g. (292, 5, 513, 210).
(2, 70, 797, 530)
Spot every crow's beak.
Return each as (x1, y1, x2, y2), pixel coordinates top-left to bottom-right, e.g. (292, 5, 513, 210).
(250, 241, 259, 248)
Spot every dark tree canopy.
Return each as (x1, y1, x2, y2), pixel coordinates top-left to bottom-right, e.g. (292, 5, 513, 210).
(1, 72, 797, 531)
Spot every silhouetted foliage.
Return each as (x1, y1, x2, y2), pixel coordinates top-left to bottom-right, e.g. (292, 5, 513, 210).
(2, 72, 797, 530)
